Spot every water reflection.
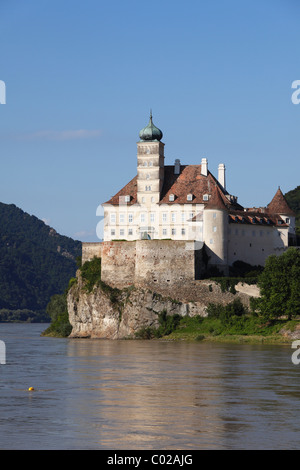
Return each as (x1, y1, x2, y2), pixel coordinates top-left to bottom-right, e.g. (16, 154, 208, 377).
(1, 324, 300, 450)
(64, 340, 300, 449)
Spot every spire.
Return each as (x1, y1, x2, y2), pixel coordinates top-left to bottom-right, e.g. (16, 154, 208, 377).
(267, 187, 295, 216)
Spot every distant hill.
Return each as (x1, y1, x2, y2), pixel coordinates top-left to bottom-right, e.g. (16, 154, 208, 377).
(0, 202, 82, 321)
(285, 186, 300, 237)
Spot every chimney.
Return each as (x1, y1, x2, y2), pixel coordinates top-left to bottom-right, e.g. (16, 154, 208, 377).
(218, 163, 226, 189)
(174, 159, 181, 174)
(201, 158, 208, 176)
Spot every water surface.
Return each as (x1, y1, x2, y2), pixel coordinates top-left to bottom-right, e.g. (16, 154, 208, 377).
(0, 323, 299, 449)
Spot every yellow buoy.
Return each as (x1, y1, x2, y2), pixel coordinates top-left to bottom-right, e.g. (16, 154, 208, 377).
(28, 387, 35, 391)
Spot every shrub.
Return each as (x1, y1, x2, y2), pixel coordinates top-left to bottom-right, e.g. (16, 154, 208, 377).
(43, 293, 72, 337)
(80, 257, 102, 292)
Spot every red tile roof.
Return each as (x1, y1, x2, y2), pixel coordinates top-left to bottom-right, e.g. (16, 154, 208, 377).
(267, 187, 296, 216)
(103, 176, 138, 206)
(204, 185, 229, 211)
(103, 164, 242, 210)
(228, 210, 288, 227)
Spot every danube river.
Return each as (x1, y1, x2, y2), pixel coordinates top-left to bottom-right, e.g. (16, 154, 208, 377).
(0, 323, 300, 450)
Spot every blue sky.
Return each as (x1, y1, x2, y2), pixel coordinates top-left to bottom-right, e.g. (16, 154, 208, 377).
(0, 0, 300, 242)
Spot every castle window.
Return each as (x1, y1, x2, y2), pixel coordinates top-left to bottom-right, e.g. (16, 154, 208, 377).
(169, 194, 175, 202)
(124, 195, 130, 202)
(149, 161, 153, 167)
(162, 213, 167, 223)
(171, 212, 176, 222)
(187, 193, 193, 201)
(150, 213, 155, 222)
(145, 185, 151, 191)
(286, 218, 290, 223)
(162, 228, 167, 236)
(143, 161, 147, 167)
(172, 228, 176, 236)
(203, 194, 209, 201)
(110, 213, 116, 224)
(128, 229, 133, 236)
(151, 197, 155, 203)
(181, 212, 185, 222)
(189, 212, 194, 220)
(181, 228, 186, 236)
(128, 213, 133, 223)
(210, 239, 213, 244)
(111, 229, 115, 236)
(142, 197, 145, 203)
(141, 213, 146, 223)
(146, 174, 150, 180)
(119, 213, 125, 224)
(213, 226, 217, 232)
(120, 229, 124, 236)
(213, 212, 217, 219)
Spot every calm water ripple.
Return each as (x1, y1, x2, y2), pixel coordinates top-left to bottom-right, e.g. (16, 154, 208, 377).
(0, 323, 300, 449)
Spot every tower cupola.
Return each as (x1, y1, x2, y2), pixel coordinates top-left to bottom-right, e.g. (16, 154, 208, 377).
(139, 111, 163, 142)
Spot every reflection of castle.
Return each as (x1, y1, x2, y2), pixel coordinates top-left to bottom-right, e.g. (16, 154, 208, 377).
(97, 113, 296, 273)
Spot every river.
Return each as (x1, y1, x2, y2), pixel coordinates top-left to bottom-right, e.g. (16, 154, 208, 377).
(0, 323, 299, 450)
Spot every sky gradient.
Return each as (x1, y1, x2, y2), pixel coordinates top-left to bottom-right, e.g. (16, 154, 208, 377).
(1, 0, 300, 241)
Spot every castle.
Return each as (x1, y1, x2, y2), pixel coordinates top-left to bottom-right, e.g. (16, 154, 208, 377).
(82, 113, 296, 289)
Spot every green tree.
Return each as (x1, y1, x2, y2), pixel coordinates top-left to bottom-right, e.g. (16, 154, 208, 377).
(43, 293, 72, 337)
(256, 248, 300, 320)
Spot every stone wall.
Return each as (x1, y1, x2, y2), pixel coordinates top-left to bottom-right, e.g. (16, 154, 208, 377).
(82, 242, 102, 264)
(134, 240, 198, 290)
(97, 239, 205, 291)
(101, 240, 137, 289)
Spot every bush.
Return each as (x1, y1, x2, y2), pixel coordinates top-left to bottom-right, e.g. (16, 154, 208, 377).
(80, 257, 102, 292)
(43, 293, 72, 337)
(207, 298, 249, 326)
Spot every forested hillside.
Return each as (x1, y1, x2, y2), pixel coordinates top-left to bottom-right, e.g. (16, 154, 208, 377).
(0, 202, 81, 321)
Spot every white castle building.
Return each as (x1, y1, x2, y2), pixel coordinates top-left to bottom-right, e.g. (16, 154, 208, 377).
(100, 113, 296, 272)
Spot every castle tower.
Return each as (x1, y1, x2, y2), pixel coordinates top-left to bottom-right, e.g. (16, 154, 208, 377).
(137, 112, 165, 206)
(267, 187, 296, 246)
(203, 186, 229, 274)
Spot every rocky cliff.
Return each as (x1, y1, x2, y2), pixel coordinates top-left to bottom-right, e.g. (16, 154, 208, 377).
(67, 271, 259, 339)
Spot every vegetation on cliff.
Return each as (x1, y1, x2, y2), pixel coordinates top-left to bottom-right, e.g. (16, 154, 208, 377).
(0, 202, 81, 322)
(42, 293, 72, 337)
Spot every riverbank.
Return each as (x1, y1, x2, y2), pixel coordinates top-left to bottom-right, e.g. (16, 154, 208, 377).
(137, 314, 300, 345)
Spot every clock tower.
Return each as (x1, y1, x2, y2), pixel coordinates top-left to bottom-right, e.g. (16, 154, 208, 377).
(137, 112, 165, 206)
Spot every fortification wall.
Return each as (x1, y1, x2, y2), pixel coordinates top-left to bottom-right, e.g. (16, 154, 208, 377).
(91, 240, 205, 291)
(134, 240, 196, 290)
(101, 241, 136, 289)
(82, 242, 102, 264)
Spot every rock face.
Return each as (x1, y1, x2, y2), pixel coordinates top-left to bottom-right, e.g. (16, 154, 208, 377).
(67, 272, 257, 339)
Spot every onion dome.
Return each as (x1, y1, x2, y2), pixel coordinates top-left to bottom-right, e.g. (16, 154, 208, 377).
(139, 111, 163, 142)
